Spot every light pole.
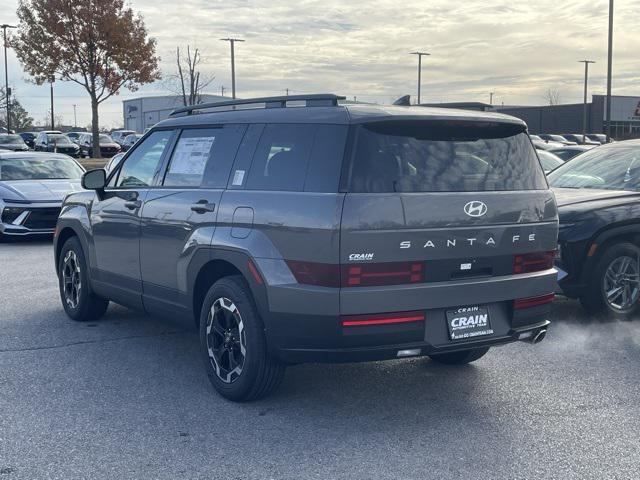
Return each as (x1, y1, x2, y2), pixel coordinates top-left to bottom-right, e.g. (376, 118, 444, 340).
(489, 92, 494, 105)
(579, 60, 595, 143)
(73, 104, 77, 127)
(220, 38, 244, 99)
(605, 0, 614, 142)
(2, 24, 17, 132)
(49, 78, 54, 130)
(410, 51, 430, 104)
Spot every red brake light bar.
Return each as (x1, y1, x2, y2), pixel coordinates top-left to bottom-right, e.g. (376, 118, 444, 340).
(341, 311, 425, 327)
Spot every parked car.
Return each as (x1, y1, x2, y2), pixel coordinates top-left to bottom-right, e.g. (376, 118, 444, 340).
(561, 134, 600, 146)
(0, 134, 30, 152)
(110, 129, 136, 147)
(76, 133, 121, 157)
(549, 145, 594, 161)
(18, 132, 38, 149)
(54, 94, 558, 401)
(537, 150, 564, 174)
(549, 139, 640, 317)
(66, 131, 86, 144)
(539, 134, 577, 145)
(586, 134, 610, 144)
(0, 152, 84, 238)
(34, 132, 80, 157)
(121, 133, 143, 151)
(532, 139, 565, 151)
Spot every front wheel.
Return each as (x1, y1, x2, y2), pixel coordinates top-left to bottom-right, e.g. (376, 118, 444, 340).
(199, 276, 285, 401)
(58, 236, 109, 321)
(428, 347, 490, 365)
(580, 242, 640, 318)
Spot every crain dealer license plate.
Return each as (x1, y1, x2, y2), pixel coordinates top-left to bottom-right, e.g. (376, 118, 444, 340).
(446, 306, 494, 341)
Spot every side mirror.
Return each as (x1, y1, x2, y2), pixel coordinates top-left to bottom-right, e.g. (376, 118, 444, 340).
(82, 169, 106, 191)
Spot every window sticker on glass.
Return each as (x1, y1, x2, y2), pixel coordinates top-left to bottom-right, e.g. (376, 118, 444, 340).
(169, 136, 216, 175)
(232, 169, 245, 186)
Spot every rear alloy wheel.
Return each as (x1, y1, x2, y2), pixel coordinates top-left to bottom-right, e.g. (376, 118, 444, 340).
(580, 242, 640, 318)
(199, 276, 285, 401)
(58, 236, 109, 321)
(429, 347, 490, 365)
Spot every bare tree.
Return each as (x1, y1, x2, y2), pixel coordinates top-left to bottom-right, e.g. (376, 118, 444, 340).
(166, 46, 215, 106)
(543, 88, 562, 106)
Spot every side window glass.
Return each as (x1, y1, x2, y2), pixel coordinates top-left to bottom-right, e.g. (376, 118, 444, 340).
(162, 125, 246, 188)
(245, 124, 315, 191)
(116, 130, 173, 187)
(305, 125, 348, 192)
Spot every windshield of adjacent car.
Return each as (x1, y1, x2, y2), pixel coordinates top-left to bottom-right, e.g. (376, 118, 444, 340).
(537, 151, 564, 172)
(548, 146, 640, 190)
(100, 135, 114, 143)
(48, 134, 74, 145)
(350, 121, 547, 192)
(0, 135, 25, 145)
(0, 157, 84, 180)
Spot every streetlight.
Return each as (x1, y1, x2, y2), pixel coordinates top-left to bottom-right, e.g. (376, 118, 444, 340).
(579, 60, 595, 143)
(220, 38, 245, 99)
(49, 77, 54, 130)
(605, 0, 614, 142)
(1, 24, 17, 132)
(410, 51, 430, 105)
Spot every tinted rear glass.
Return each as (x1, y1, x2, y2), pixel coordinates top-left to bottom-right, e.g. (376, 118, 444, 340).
(349, 121, 547, 192)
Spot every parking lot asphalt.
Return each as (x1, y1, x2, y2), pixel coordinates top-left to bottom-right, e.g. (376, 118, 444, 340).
(1, 239, 639, 480)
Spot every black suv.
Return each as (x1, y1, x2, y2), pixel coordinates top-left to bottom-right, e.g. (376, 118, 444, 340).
(54, 94, 558, 401)
(549, 139, 640, 317)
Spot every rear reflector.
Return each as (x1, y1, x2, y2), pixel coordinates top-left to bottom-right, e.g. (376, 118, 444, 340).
(341, 311, 425, 327)
(514, 293, 555, 309)
(286, 260, 340, 288)
(513, 251, 554, 274)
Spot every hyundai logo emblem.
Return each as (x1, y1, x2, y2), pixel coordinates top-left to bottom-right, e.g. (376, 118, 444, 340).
(464, 201, 488, 217)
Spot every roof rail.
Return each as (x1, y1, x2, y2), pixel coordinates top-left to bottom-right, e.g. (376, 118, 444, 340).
(169, 93, 346, 117)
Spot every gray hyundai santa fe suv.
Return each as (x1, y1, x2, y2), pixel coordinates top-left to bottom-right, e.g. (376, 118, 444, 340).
(54, 94, 558, 401)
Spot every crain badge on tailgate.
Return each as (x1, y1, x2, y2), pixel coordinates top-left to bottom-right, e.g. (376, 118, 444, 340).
(348, 253, 374, 261)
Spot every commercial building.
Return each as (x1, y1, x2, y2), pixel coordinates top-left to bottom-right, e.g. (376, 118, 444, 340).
(495, 95, 640, 139)
(122, 94, 227, 133)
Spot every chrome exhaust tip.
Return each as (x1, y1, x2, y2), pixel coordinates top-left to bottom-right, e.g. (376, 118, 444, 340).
(531, 329, 547, 344)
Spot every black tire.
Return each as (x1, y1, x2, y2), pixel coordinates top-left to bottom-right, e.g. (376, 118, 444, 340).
(428, 347, 490, 365)
(579, 242, 640, 318)
(58, 236, 109, 322)
(199, 275, 285, 401)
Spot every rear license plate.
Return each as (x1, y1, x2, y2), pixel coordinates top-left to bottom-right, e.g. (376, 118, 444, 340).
(446, 306, 494, 341)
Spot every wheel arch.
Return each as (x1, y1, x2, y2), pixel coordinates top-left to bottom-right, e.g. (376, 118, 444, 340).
(579, 223, 640, 284)
(190, 249, 269, 329)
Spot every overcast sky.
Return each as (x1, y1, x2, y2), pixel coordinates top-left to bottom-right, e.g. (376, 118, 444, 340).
(0, 0, 638, 128)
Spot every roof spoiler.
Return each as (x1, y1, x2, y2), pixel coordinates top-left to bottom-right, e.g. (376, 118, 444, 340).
(392, 95, 411, 106)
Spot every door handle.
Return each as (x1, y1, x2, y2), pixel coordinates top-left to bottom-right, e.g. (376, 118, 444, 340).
(124, 200, 142, 210)
(190, 200, 216, 214)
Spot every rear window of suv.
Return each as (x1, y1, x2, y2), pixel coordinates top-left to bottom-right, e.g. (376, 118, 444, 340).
(349, 121, 547, 192)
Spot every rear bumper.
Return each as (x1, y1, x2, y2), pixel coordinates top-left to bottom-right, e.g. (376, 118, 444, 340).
(263, 268, 557, 363)
(274, 319, 550, 363)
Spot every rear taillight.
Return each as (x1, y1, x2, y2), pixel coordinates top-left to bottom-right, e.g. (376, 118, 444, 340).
(285, 260, 426, 288)
(341, 311, 425, 327)
(285, 260, 341, 287)
(343, 262, 424, 287)
(513, 251, 554, 274)
(514, 293, 555, 309)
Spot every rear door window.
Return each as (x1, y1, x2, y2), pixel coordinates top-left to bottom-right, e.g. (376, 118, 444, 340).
(349, 121, 547, 192)
(245, 124, 315, 191)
